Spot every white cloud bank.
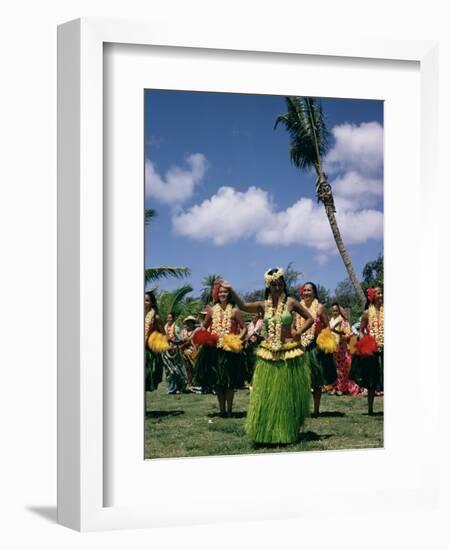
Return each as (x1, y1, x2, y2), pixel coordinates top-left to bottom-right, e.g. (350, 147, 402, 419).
(145, 153, 207, 204)
(173, 186, 383, 252)
(325, 121, 383, 178)
(151, 122, 384, 257)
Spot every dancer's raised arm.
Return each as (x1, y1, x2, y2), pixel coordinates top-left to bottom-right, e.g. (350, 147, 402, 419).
(220, 281, 264, 314)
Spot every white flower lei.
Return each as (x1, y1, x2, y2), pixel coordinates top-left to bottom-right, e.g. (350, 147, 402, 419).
(212, 303, 233, 348)
(165, 322, 176, 340)
(368, 304, 384, 349)
(296, 298, 319, 348)
(145, 309, 155, 340)
(264, 293, 286, 351)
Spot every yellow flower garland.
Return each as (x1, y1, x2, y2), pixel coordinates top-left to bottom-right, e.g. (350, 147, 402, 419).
(296, 298, 319, 348)
(264, 293, 286, 351)
(145, 309, 155, 341)
(368, 304, 384, 349)
(212, 303, 233, 348)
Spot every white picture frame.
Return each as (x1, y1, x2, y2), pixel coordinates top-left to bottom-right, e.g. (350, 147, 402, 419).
(57, 17, 442, 531)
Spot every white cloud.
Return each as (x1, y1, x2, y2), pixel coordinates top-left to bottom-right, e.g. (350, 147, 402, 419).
(167, 121, 384, 258)
(172, 186, 273, 245)
(325, 121, 383, 178)
(173, 186, 383, 252)
(145, 153, 207, 204)
(332, 170, 383, 208)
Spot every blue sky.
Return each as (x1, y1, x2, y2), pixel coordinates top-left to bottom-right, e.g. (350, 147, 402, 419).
(144, 90, 383, 297)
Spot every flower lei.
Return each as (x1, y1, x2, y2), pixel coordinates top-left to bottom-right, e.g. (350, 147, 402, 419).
(264, 293, 286, 351)
(165, 322, 176, 340)
(211, 303, 233, 348)
(145, 308, 155, 340)
(296, 298, 319, 348)
(368, 304, 384, 349)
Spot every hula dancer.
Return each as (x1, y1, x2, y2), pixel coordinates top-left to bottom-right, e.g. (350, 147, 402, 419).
(162, 312, 187, 394)
(350, 287, 384, 415)
(224, 268, 314, 445)
(296, 282, 337, 417)
(144, 291, 167, 393)
(329, 303, 360, 396)
(193, 281, 246, 417)
(179, 315, 198, 390)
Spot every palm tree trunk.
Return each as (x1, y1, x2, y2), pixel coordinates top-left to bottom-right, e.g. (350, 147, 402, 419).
(315, 171, 366, 307)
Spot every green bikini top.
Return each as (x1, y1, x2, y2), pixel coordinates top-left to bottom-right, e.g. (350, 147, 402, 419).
(264, 309, 293, 327)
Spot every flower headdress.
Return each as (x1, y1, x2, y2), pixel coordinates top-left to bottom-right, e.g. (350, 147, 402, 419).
(367, 287, 377, 303)
(212, 280, 224, 302)
(264, 267, 285, 288)
(298, 284, 305, 296)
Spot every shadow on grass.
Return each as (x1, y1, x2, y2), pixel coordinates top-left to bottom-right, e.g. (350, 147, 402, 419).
(146, 410, 184, 418)
(207, 411, 247, 419)
(251, 431, 332, 449)
(300, 430, 332, 442)
(317, 411, 346, 418)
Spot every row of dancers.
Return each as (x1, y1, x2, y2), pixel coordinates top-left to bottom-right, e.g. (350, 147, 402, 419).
(144, 268, 384, 445)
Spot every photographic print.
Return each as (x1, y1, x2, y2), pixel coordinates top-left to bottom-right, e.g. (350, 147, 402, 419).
(144, 90, 384, 459)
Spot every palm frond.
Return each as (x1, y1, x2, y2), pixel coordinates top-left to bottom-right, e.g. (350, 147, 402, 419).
(145, 266, 191, 284)
(275, 96, 331, 171)
(165, 284, 194, 315)
(145, 208, 157, 226)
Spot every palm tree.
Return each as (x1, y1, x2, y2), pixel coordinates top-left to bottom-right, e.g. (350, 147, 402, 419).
(274, 97, 366, 306)
(144, 208, 191, 286)
(200, 274, 222, 305)
(157, 285, 203, 322)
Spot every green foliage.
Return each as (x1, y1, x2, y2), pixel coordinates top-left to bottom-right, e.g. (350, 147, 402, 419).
(274, 96, 331, 171)
(362, 254, 384, 288)
(145, 266, 191, 285)
(329, 255, 384, 323)
(316, 284, 331, 307)
(156, 285, 203, 323)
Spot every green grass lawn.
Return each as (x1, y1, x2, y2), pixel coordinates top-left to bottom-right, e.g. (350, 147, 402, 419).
(145, 382, 383, 459)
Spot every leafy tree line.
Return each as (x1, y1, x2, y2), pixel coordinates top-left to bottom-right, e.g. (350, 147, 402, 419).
(150, 254, 383, 326)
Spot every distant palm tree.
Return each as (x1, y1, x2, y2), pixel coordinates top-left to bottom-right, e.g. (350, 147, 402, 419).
(274, 97, 365, 306)
(200, 274, 222, 305)
(157, 285, 203, 322)
(144, 208, 191, 286)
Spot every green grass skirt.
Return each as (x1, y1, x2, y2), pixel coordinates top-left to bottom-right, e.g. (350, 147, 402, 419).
(145, 348, 163, 392)
(306, 342, 338, 388)
(349, 351, 383, 390)
(245, 354, 311, 444)
(193, 346, 245, 389)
